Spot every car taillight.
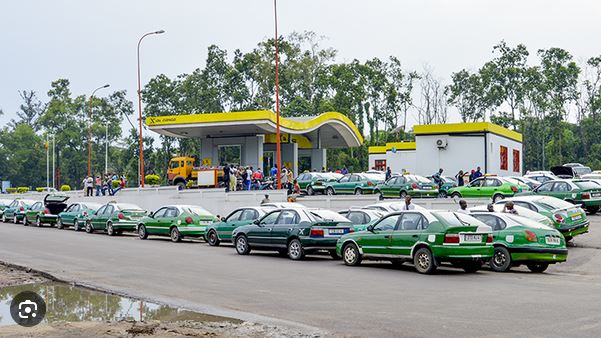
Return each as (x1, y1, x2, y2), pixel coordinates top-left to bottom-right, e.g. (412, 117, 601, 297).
(44, 208, 50, 215)
(19, 207, 24, 212)
(367, 181, 374, 186)
(554, 214, 565, 224)
(510, 185, 518, 193)
(310, 228, 324, 237)
(444, 234, 459, 244)
(411, 183, 418, 189)
(83, 211, 88, 217)
(117, 213, 125, 220)
(348, 228, 354, 233)
(185, 216, 193, 224)
(487, 234, 493, 243)
(582, 192, 590, 199)
(525, 230, 537, 242)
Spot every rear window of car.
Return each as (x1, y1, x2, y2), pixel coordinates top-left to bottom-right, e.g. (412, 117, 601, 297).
(183, 206, 211, 216)
(505, 215, 549, 229)
(535, 197, 574, 210)
(408, 175, 432, 183)
(309, 210, 350, 222)
(116, 203, 143, 210)
(574, 180, 601, 190)
(432, 212, 487, 227)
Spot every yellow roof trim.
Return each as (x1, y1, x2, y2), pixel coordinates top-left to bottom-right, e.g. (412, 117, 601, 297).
(385, 142, 416, 151)
(413, 122, 522, 142)
(368, 146, 387, 154)
(146, 110, 364, 144)
(264, 134, 313, 149)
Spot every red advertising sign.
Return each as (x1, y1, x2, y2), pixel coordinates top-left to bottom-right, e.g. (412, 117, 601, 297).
(500, 146, 508, 170)
(513, 149, 520, 172)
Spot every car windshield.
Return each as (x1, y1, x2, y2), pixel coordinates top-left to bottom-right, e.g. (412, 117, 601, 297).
(573, 167, 592, 176)
(573, 180, 601, 190)
(309, 210, 350, 222)
(534, 197, 575, 211)
(169, 161, 180, 169)
(433, 211, 487, 227)
(116, 203, 143, 210)
(408, 175, 432, 183)
(182, 206, 212, 216)
(505, 215, 549, 229)
(502, 178, 522, 185)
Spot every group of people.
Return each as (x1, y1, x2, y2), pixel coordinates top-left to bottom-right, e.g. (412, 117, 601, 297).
(429, 167, 484, 188)
(222, 164, 302, 195)
(456, 199, 518, 214)
(82, 174, 126, 197)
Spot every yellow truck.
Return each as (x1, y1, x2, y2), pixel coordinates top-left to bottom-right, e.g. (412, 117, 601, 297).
(167, 156, 223, 189)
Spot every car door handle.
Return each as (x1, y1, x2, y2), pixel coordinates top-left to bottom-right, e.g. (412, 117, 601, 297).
(267, 228, 272, 231)
(412, 235, 418, 238)
(384, 235, 391, 239)
(288, 228, 293, 231)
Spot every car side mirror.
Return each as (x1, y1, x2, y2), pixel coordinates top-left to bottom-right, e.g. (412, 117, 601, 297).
(221, 216, 226, 222)
(253, 219, 260, 225)
(149, 212, 154, 218)
(367, 224, 375, 232)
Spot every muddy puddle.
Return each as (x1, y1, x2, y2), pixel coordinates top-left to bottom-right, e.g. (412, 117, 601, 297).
(0, 282, 240, 327)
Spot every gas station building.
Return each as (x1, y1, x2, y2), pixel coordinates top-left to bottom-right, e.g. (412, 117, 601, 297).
(146, 110, 363, 176)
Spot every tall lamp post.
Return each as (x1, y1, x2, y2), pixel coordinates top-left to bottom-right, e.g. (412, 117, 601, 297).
(137, 29, 165, 188)
(273, 0, 282, 189)
(88, 84, 110, 177)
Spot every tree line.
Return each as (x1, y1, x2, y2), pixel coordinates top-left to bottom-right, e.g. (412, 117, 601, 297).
(1, 31, 600, 189)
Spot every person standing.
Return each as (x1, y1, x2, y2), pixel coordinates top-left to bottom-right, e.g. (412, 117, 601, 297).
(469, 170, 475, 182)
(261, 194, 271, 205)
(455, 170, 465, 186)
(223, 163, 230, 192)
(473, 166, 483, 180)
(341, 167, 348, 175)
(270, 164, 278, 178)
(286, 168, 294, 194)
(229, 165, 237, 192)
(432, 168, 444, 187)
(106, 175, 113, 196)
(85, 176, 93, 197)
(457, 200, 470, 214)
(246, 166, 253, 190)
(281, 167, 289, 191)
(95, 176, 102, 196)
(385, 167, 392, 181)
(400, 196, 415, 210)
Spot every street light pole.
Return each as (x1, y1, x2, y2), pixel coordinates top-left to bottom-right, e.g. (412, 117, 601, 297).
(274, 0, 282, 190)
(137, 29, 165, 188)
(105, 124, 108, 175)
(88, 84, 110, 177)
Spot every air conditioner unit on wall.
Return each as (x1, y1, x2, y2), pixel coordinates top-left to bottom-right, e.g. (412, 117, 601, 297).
(436, 138, 448, 149)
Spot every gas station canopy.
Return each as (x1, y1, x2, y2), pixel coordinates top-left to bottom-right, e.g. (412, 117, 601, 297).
(146, 110, 363, 148)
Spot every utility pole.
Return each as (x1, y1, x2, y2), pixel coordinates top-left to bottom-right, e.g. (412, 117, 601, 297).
(52, 136, 55, 189)
(46, 134, 49, 189)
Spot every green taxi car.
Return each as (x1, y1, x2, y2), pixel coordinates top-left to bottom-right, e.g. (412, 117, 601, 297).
(495, 196, 589, 241)
(518, 179, 601, 214)
(323, 173, 383, 195)
(2, 199, 38, 223)
(338, 208, 383, 231)
(57, 202, 103, 230)
(336, 210, 493, 274)
(471, 212, 567, 273)
(206, 206, 274, 246)
(374, 174, 439, 199)
(232, 208, 353, 260)
(137, 205, 218, 242)
(21, 201, 44, 226)
(296, 172, 342, 195)
(0, 199, 13, 218)
(448, 176, 529, 202)
(22, 194, 70, 227)
(85, 202, 147, 236)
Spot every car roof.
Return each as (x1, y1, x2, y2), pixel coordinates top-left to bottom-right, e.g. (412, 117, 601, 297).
(261, 202, 306, 208)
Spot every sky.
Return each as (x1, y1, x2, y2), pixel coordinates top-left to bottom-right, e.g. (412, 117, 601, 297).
(1, 0, 600, 131)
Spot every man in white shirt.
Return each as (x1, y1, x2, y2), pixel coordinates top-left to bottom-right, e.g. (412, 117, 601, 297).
(457, 200, 470, 214)
(400, 196, 415, 210)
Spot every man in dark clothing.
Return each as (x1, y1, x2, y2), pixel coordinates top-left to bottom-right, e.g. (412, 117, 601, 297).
(432, 168, 444, 187)
(473, 166, 483, 180)
(223, 163, 230, 192)
(385, 167, 392, 181)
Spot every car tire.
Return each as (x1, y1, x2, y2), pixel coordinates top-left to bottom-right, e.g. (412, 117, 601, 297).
(326, 187, 334, 196)
(73, 219, 80, 231)
(235, 235, 251, 255)
(461, 261, 482, 273)
(451, 192, 461, 199)
(170, 227, 181, 242)
(2, 214, 6, 223)
(207, 230, 220, 246)
(438, 191, 448, 198)
(138, 225, 148, 240)
(527, 263, 549, 273)
(14, 216, 19, 224)
(106, 222, 115, 236)
(354, 188, 362, 195)
(492, 194, 504, 203)
(586, 206, 599, 215)
(342, 243, 361, 266)
(176, 182, 186, 190)
(400, 191, 408, 199)
(35, 216, 42, 227)
(307, 186, 314, 196)
(85, 221, 94, 233)
(329, 250, 341, 260)
(57, 218, 64, 229)
(22, 216, 29, 226)
(413, 247, 437, 274)
(287, 239, 305, 260)
(490, 246, 512, 272)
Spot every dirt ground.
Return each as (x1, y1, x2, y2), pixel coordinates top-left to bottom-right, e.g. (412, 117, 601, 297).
(0, 264, 48, 287)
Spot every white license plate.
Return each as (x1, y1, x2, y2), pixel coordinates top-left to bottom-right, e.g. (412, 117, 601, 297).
(199, 221, 212, 225)
(592, 193, 601, 197)
(545, 236, 560, 245)
(570, 214, 582, 221)
(462, 234, 482, 243)
(422, 186, 432, 190)
(328, 229, 345, 235)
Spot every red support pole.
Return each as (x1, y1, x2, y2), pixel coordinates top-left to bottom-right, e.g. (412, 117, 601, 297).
(274, 0, 282, 190)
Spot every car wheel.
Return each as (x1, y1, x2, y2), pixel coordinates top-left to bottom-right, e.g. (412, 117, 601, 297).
(14, 216, 19, 224)
(342, 243, 361, 266)
(400, 191, 408, 199)
(35, 216, 42, 227)
(438, 191, 448, 198)
(586, 206, 599, 215)
(235, 235, 251, 255)
(170, 227, 181, 242)
(57, 218, 64, 229)
(85, 221, 94, 233)
(23, 216, 29, 226)
(354, 188, 362, 195)
(326, 187, 334, 196)
(2, 214, 6, 223)
(176, 182, 186, 190)
(527, 263, 549, 273)
(451, 192, 461, 199)
(138, 225, 148, 239)
(492, 194, 504, 203)
(490, 246, 512, 272)
(461, 261, 482, 273)
(413, 247, 437, 274)
(207, 230, 220, 246)
(329, 250, 340, 260)
(106, 222, 115, 236)
(73, 219, 79, 231)
(287, 239, 305, 260)
(306, 186, 314, 196)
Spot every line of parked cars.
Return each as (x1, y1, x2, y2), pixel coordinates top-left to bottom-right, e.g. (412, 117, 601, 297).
(1, 186, 588, 274)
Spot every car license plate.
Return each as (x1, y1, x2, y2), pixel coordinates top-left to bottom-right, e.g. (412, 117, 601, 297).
(199, 220, 212, 225)
(328, 229, 345, 235)
(545, 236, 560, 245)
(592, 192, 601, 198)
(422, 186, 432, 190)
(462, 234, 482, 243)
(570, 213, 582, 221)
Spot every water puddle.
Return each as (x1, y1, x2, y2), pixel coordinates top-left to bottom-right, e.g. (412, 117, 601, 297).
(0, 282, 241, 327)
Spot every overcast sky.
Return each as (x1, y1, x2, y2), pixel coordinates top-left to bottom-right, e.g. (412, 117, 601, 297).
(1, 0, 600, 129)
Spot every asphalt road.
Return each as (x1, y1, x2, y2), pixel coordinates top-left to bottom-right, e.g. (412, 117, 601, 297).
(1, 217, 601, 337)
